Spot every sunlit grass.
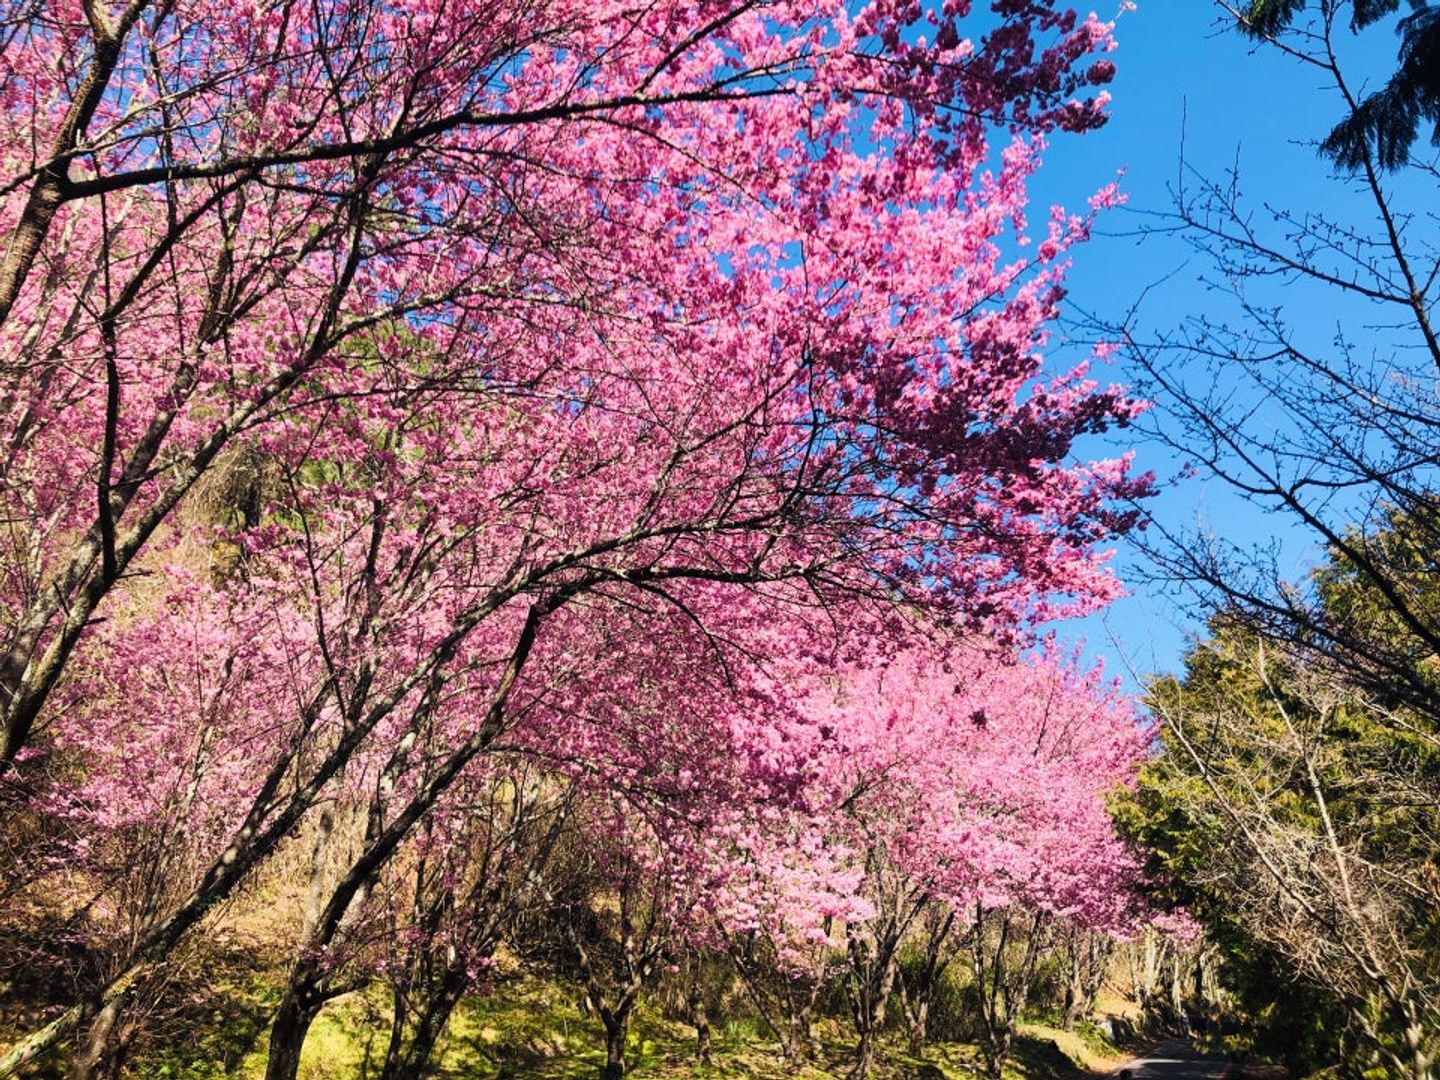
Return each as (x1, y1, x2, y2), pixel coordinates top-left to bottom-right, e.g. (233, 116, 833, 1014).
(108, 966, 1107, 1080)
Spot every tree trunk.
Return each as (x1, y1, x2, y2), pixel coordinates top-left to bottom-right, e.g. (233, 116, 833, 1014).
(897, 964, 935, 1055)
(982, 1026, 1013, 1080)
(97, 1014, 136, 1080)
(848, 953, 897, 1080)
(971, 907, 1045, 1080)
(789, 980, 824, 1059)
(599, 1003, 633, 1080)
(67, 997, 124, 1080)
(689, 982, 712, 1066)
(778, 1009, 811, 1060)
(1062, 989, 1080, 1031)
(381, 985, 409, 1080)
(378, 1009, 447, 1080)
(907, 995, 930, 1056)
(1169, 952, 1185, 1030)
(378, 982, 463, 1080)
(848, 1029, 878, 1080)
(263, 983, 322, 1080)
(901, 907, 956, 1056)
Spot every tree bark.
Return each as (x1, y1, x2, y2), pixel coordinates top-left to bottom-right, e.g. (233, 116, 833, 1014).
(599, 1002, 633, 1080)
(689, 981, 712, 1066)
(907, 994, 930, 1056)
(900, 908, 956, 1054)
(67, 997, 124, 1080)
(0, 0, 153, 328)
(263, 983, 322, 1080)
(849, 1031, 879, 1080)
(377, 988, 460, 1080)
(847, 952, 897, 1080)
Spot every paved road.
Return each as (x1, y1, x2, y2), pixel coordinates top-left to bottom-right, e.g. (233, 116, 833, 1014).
(1116, 1039, 1233, 1080)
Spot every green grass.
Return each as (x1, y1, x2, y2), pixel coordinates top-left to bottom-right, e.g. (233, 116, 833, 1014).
(1013, 1021, 1125, 1074)
(53, 969, 1100, 1080)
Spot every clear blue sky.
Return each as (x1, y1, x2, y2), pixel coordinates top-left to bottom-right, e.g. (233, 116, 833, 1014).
(1034, 0, 1406, 686)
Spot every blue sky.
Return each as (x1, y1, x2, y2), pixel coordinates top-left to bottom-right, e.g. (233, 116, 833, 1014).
(1032, 0, 1409, 686)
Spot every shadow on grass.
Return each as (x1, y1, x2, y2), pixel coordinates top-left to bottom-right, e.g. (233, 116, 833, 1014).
(94, 966, 1110, 1080)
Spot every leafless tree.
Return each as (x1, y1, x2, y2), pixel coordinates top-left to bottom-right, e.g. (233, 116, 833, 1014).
(1111, 0, 1440, 726)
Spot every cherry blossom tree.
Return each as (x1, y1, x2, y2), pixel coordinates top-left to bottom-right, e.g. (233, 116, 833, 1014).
(824, 645, 1144, 1078)
(12, 577, 320, 1080)
(701, 643, 1149, 1079)
(0, 0, 1152, 1074)
(538, 801, 688, 1080)
(368, 761, 573, 1080)
(254, 588, 831, 1080)
(0, 0, 1129, 771)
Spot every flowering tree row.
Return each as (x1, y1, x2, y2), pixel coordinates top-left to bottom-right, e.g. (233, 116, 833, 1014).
(1, 0, 1151, 1074)
(20, 586, 1153, 1078)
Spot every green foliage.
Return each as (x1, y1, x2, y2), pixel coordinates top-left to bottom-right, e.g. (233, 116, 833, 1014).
(1235, 0, 1440, 169)
(128, 974, 281, 1080)
(1024, 954, 1068, 1026)
(1241, 0, 1400, 35)
(1064, 1019, 1119, 1061)
(1125, 511, 1440, 1077)
(892, 956, 980, 1045)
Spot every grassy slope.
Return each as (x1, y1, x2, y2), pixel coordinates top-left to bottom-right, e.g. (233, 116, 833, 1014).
(126, 972, 1123, 1080)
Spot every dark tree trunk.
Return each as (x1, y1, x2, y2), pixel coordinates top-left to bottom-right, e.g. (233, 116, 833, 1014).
(67, 997, 124, 1080)
(783, 978, 825, 1060)
(689, 981, 712, 1066)
(378, 981, 464, 1080)
(907, 995, 930, 1056)
(1062, 988, 1081, 1032)
(98, 1016, 135, 1080)
(847, 953, 898, 1080)
(378, 1012, 446, 1080)
(981, 1025, 1014, 1080)
(263, 981, 323, 1080)
(599, 1001, 633, 1080)
(971, 907, 1045, 1080)
(381, 986, 409, 1080)
(781, 1014, 806, 1059)
(900, 908, 956, 1055)
(849, 1031, 879, 1080)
